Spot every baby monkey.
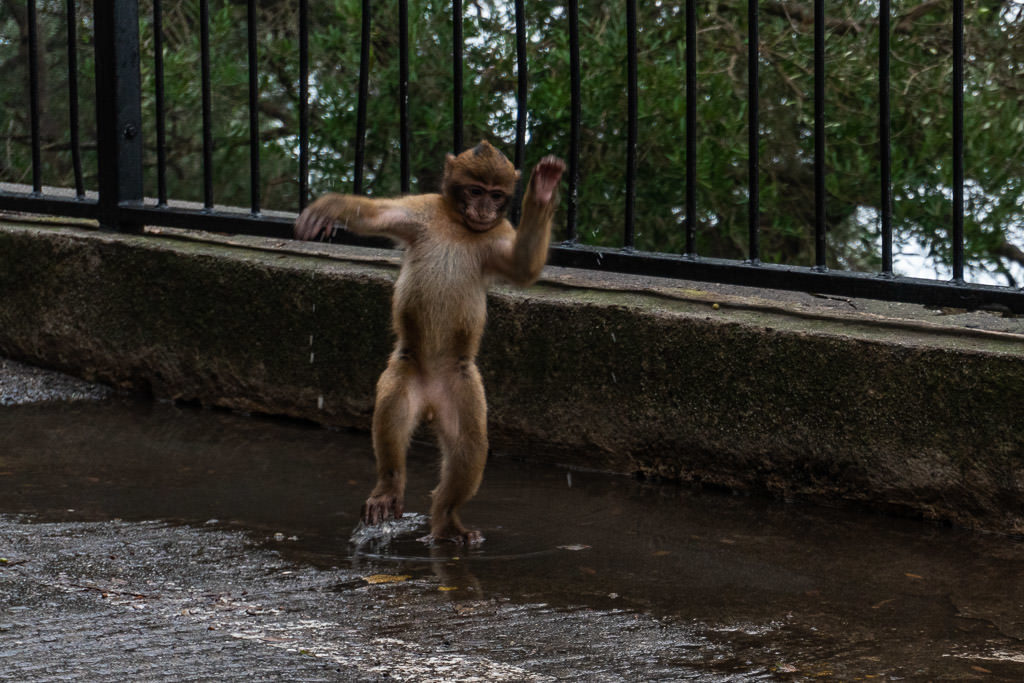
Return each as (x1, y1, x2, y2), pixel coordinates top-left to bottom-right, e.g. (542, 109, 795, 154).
(295, 141, 565, 543)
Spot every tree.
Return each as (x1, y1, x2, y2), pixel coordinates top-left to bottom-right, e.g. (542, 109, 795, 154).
(1, 0, 1021, 284)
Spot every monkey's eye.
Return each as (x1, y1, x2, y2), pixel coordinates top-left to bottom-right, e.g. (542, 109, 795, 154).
(467, 187, 484, 197)
(490, 192, 505, 202)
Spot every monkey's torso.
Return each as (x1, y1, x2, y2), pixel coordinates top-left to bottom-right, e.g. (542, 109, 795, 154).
(391, 194, 514, 367)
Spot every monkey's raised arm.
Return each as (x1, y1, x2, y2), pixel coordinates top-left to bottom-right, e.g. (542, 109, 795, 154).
(489, 155, 566, 286)
(295, 193, 421, 244)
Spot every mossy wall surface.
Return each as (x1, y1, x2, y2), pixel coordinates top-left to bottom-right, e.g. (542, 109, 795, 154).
(2, 223, 1022, 531)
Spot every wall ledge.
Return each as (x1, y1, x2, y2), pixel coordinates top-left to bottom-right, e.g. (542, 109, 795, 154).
(2, 219, 1022, 532)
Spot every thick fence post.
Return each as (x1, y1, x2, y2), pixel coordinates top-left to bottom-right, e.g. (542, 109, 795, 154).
(93, 0, 144, 232)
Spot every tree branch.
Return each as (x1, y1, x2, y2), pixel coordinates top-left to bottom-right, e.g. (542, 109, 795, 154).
(994, 238, 1024, 269)
(758, 0, 946, 36)
(895, 0, 946, 33)
(760, 1, 864, 36)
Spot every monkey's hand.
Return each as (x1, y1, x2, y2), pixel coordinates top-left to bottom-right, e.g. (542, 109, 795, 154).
(294, 193, 342, 241)
(494, 154, 565, 286)
(529, 155, 566, 205)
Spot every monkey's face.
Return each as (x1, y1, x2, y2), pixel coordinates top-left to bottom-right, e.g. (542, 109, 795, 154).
(459, 184, 510, 232)
(442, 140, 520, 232)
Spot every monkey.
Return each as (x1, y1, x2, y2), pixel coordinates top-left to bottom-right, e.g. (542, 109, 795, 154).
(295, 141, 566, 543)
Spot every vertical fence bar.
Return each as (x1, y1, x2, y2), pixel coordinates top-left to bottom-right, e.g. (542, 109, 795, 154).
(453, 0, 464, 153)
(514, 0, 527, 170)
(27, 0, 42, 194)
(399, 0, 410, 193)
(510, 0, 528, 225)
(298, 0, 310, 211)
(879, 0, 892, 274)
(814, 0, 827, 270)
(354, 0, 370, 194)
(93, 0, 144, 231)
(951, 0, 965, 281)
(747, 0, 760, 262)
(65, 0, 84, 198)
(247, 0, 261, 214)
(566, 0, 581, 242)
(199, 0, 214, 210)
(624, 0, 638, 249)
(153, 0, 168, 206)
(685, 0, 697, 255)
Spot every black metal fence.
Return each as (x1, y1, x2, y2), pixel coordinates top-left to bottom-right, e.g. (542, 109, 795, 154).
(2, 0, 1022, 313)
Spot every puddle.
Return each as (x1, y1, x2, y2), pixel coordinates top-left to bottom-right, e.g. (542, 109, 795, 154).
(2, 397, 1024, 679)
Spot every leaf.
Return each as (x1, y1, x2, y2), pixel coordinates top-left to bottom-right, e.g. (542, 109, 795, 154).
(362, 574, 411, 585)
(438, 586, 458, 592)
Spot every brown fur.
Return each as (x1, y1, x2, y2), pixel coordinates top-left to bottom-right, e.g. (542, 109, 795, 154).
(295, 141, 565, 543)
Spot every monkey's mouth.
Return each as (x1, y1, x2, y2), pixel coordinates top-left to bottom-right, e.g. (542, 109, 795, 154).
(464, 218, 495, 232)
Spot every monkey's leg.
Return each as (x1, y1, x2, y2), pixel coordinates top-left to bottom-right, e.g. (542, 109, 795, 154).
(429, 363, 488, 544)
(364, 360, 421, 525)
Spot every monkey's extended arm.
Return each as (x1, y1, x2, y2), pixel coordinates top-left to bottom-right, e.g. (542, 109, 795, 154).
(294, 194, 420, 244)
(492, 155, 566, 286)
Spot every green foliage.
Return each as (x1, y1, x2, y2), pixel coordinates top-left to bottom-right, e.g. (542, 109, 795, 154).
(1, 0, 1022, 284)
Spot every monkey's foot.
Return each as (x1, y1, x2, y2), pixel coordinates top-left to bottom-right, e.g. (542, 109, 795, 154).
(422, 525, 484, 545)
(361, 493, 404, 525)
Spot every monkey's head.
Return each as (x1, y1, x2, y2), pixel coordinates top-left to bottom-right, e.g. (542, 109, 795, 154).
(442, 140, 521, 232)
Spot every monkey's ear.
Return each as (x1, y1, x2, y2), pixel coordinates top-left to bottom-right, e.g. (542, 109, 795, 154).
(515, 169, 522, 182)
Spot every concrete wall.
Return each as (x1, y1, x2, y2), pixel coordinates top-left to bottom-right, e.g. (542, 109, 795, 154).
(2, 221, 1023, 532)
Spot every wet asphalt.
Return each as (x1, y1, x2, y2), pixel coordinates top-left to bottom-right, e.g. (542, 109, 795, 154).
(2, 358, 1024, 681)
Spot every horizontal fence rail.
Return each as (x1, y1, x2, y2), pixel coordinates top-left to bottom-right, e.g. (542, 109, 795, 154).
(1, 0, 1022, 314)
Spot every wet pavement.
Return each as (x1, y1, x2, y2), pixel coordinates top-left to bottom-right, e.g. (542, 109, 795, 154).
(2, 361, 1024, 681)
(0, 358, 112, 406)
